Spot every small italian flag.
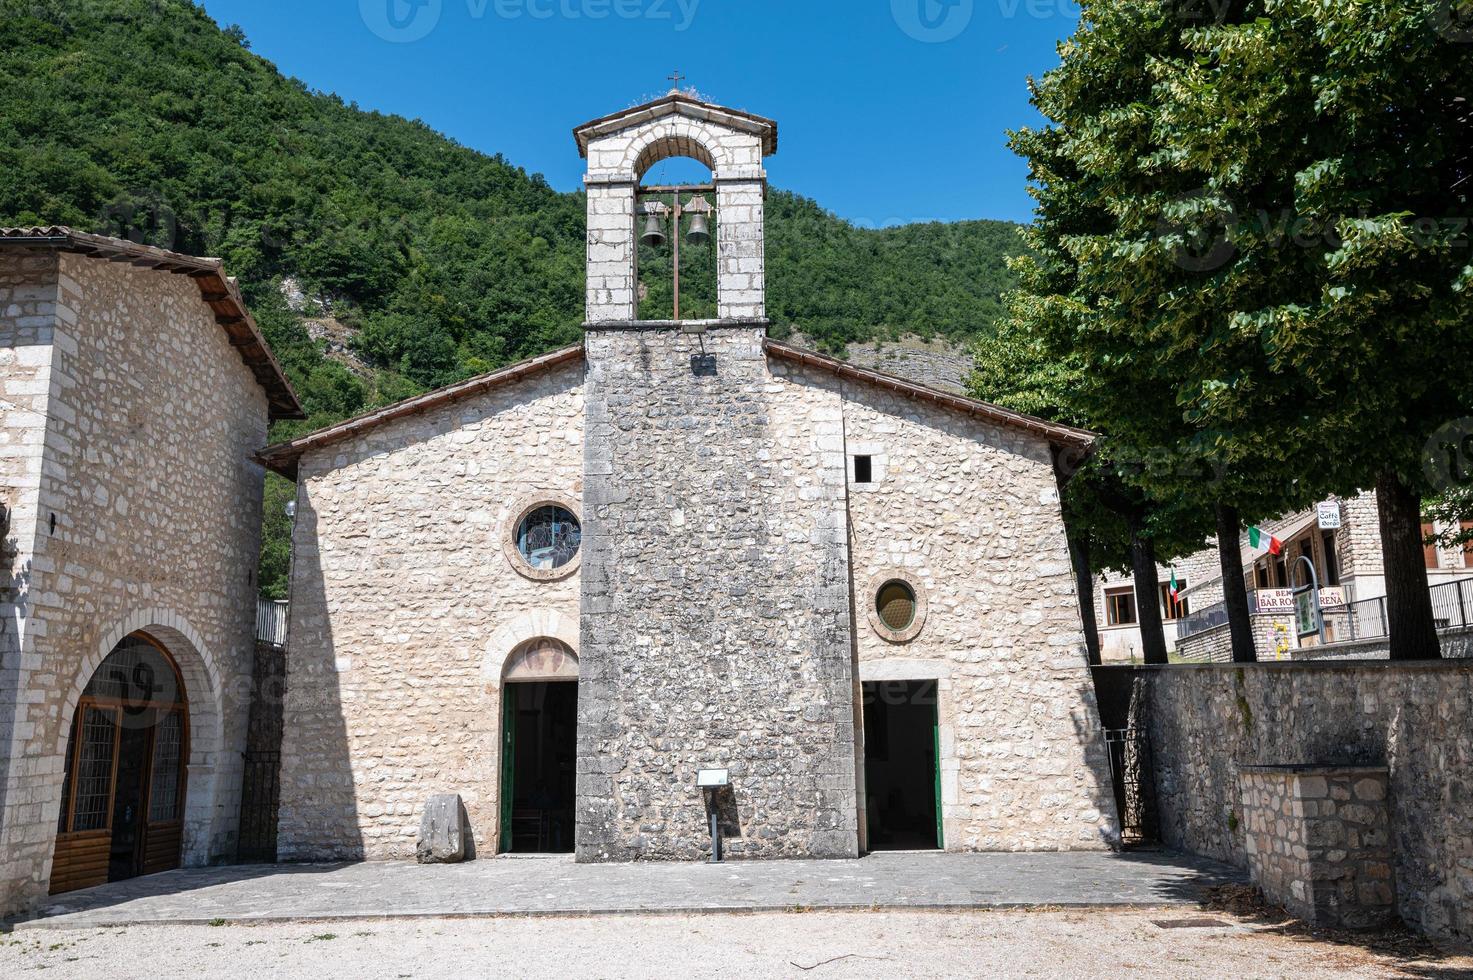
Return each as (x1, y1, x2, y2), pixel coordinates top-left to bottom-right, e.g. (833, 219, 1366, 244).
(1169, 569, 1181, 601)
(1249, 526, 1284, 555)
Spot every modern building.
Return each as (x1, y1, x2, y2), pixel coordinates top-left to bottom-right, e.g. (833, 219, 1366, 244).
(258, 93, 1120, 863)
(0, 227, 301, 916)
(1097, 493, 1473, 663)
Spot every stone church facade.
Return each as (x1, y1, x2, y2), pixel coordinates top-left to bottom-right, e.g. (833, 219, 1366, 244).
(261, 94, 1120, 862)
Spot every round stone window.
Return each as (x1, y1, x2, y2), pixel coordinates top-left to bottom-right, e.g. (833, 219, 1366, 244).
(876, 581, 916, 631)
(867, 570, 928, 643)
(504, 494, 582, 581)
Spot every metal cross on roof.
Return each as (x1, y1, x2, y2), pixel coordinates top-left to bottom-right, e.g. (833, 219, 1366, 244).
(668, 70, 686, 90)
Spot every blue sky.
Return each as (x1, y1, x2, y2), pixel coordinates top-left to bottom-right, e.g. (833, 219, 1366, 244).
(198, 0, 1081, 226)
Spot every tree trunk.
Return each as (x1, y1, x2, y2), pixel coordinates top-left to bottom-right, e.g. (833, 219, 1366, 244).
(1128, 517, 1170, 665)
(1376, 471, 1442, 660)
(1215, 503, 1257, 663)
(1069, 533, 1102, 666)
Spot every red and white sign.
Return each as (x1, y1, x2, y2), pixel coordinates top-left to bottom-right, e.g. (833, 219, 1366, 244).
(1257, 589, 1297, 613)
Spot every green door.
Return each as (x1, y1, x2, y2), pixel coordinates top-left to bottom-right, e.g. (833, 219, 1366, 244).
(499, 684, 518, 853)
(932, 700, 944, 850)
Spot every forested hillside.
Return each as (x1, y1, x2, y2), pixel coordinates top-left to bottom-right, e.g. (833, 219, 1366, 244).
(0, 0, 1023, 594)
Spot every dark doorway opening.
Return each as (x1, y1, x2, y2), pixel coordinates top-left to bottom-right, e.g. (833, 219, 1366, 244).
(862, 679, 942, 851)
(500, 682, 578, 853)
(108, 722, 152, 880)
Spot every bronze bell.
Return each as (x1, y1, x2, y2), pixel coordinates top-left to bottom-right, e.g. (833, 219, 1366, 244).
(640, 213, 667, 248)
(686, 212, 711, 246)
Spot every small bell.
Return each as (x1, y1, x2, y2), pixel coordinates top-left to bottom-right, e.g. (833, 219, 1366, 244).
(640, 213, 667, 248)
(686, 212, 711, 246)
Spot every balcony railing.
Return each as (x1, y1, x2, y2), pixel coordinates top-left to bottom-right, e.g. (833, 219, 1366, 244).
(256, 598, 288, 648)
(1178, 578, 1473, 644)
(1345, 578, 1473, 641)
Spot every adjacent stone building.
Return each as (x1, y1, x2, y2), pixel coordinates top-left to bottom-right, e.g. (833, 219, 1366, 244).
(262, 94, 1120, 862)
(0, 228, 301, 916)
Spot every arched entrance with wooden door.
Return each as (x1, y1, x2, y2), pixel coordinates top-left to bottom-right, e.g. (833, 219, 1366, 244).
(49, 632, 190, 894)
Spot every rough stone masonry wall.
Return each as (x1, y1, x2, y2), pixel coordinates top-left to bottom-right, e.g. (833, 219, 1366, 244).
(1239, 766, 1395, 930)
(816, 363, 1119, 851)
(0, 250, 62, 914)
(0, 253, 268, 915)
(1137, 661, 1473, 942)
(578, 327, 859, 861)
(279, 362, 584, 861)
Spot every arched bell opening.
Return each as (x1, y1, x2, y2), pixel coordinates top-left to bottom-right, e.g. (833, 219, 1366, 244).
(499, 637, 578, 855)
(49, 632, 190, 894)
(635, 147, 718, 322)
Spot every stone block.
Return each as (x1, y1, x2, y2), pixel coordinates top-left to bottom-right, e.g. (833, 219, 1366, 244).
(416, 794, 467, 865)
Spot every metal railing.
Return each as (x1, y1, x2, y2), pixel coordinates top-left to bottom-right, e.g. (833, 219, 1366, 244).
(1342, 578, 1472, 641)
(255, 598, 288, 648)
(1179, 579, 1473, 644)
(1176, 590, 1264, 641)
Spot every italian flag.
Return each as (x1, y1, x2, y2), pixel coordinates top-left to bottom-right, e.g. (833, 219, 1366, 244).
(1249, 526, 1284, 555)
(1169, 569, 1181, 601)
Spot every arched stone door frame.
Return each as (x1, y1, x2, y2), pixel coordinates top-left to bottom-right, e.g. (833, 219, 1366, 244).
(482, 611, 580, 853)
(49, 608, 227, 887)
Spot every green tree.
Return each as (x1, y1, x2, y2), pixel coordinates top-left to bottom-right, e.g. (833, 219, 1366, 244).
(1004, 0, 1473, 661)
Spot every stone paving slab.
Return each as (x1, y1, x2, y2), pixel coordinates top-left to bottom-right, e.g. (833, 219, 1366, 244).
(6, 851, 1246, 930)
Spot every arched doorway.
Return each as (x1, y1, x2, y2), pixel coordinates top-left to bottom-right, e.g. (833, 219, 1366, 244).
(499, 637, 578, 854)
(50, 632, 189, 894)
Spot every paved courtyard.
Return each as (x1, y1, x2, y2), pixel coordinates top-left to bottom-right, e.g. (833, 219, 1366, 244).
(10, 851, 1245, 929)
(6, 909, 1470, 979)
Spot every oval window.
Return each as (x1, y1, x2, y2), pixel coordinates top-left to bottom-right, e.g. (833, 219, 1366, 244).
(876, 580, 917, 632)
(516, 505, 582, 571)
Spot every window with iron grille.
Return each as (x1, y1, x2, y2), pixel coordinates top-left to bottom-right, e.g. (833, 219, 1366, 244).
(71, 706, 118, 832)
(148, 711, 184, 822)
(876, 581, 916, 631)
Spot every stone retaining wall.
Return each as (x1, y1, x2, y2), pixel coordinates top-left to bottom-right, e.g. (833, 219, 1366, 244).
(1239, 765, 1394, 929)
(1112, 661, 1473, 942)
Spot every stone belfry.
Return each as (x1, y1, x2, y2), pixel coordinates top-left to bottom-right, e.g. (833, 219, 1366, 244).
(572, 93, 861, 861)
(575, 89, 775, 322)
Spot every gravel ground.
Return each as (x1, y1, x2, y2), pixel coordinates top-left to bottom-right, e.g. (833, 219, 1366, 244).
(4, 910, 1469, 979)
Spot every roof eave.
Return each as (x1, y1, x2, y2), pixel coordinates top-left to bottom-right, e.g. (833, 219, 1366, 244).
(256, 344, 587, 481)
(573, 93, 778, 158)
(0, 227, 305, 421)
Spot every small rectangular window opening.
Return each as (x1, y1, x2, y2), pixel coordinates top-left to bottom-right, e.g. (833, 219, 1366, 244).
(854, 455, 873, 484)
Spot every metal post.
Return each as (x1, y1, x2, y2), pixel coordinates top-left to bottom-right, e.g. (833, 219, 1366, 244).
(672, 195, 681, 321)
(1459, 580, 1468, 628)
(706, 790, 722, 863)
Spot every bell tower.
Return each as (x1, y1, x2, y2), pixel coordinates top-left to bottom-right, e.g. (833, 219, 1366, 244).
(574, 91, 777, 324)
(571, 95, 861, 864)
